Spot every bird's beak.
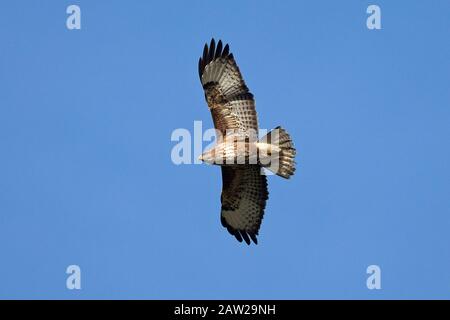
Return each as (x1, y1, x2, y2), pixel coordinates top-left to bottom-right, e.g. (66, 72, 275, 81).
(198, 154, 203, 162)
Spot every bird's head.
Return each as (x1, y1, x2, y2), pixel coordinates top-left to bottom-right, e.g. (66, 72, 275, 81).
(198, 148, 216, 165)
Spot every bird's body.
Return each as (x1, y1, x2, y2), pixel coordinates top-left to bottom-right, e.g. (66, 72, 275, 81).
(198, 39, 296, 245)
(200, 135, 282, 168)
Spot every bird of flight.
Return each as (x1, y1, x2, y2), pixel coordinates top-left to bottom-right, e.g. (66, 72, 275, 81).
(198, 39, 296, 245)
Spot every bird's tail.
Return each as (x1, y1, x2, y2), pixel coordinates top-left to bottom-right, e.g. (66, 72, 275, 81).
(259, 126, 296, 179)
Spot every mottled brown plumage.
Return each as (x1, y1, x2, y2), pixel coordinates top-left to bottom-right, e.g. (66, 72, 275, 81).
(198, 39, 296, 245)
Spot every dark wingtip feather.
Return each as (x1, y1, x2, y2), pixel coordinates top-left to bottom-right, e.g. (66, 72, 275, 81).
(199, 39, 232, 80)
(220, 216, 226, 227)
(202, 43, 208, 62)
(249, 233, 258, 244)
(215, 40, 223, 59)
(222, 44, 230, 57)
(222, 217, 259, 245)
(241, 231, 251, 245)
(208, 38, 216, 62)
(234, 232, 243, 243)
(198, 57, 202, 80)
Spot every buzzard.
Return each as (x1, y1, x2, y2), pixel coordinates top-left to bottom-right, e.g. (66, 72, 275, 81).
(198, 39, 296, 245)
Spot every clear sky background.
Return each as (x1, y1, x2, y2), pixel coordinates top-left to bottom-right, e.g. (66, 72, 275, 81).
(0, 1, 449, 299)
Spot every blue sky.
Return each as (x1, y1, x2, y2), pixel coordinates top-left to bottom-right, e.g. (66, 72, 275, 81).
(0, 1, 449, 299)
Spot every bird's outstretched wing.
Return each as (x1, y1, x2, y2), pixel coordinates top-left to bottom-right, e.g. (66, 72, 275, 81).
(220, 166, 268, 245)
(199, 39, 268, 245)
(199, 39, 259, 134)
